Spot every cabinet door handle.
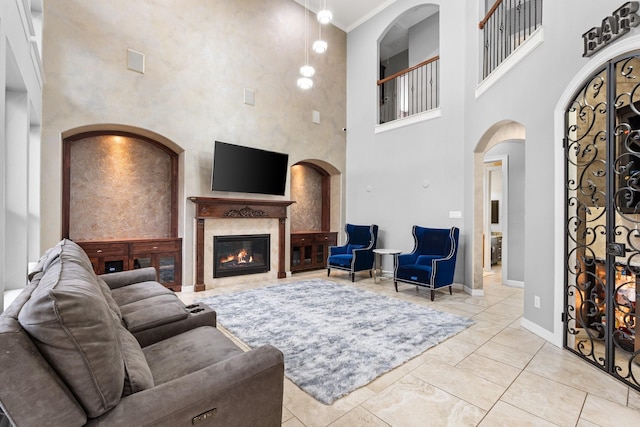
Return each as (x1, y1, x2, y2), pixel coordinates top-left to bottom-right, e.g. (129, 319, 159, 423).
(153, 246, 158, 249)
(96, 249, 103, 253)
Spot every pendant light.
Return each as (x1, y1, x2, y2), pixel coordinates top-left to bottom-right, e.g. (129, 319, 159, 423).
(297, 0, 314, 89)
(313, 1, 328, 55)
(317, 0, 332, 25)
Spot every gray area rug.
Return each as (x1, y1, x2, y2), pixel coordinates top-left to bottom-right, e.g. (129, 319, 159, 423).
(197, 279, 474, 405)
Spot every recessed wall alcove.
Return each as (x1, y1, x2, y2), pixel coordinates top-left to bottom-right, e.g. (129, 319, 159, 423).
(289, 161, 340, 273)
(62, 129, 182, 290)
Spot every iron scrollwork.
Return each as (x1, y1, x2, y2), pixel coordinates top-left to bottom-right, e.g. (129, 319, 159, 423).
(565, 55, 640, 391)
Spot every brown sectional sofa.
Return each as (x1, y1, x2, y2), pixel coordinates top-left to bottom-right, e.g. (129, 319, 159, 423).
(0, 239, 284, 426)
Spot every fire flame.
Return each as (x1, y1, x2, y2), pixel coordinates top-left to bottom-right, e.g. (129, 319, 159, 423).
(220, 248, 253, 264)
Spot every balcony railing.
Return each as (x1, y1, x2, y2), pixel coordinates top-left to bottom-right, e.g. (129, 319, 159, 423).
(377, 55, 440, 124)
(479, 0, 542, 79)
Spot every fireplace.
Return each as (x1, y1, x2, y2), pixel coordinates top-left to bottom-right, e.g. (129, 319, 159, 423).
(189, 198, 294, 291)
(213, 234, 270, 278)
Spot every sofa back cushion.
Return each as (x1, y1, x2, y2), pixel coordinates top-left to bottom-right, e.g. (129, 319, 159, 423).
(418, 227, 452, 256)
(18, 239, 125, 418)
(1, 287, 87, 427)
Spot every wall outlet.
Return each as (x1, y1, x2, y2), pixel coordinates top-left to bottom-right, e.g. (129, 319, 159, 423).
(534, 296, 541, 309)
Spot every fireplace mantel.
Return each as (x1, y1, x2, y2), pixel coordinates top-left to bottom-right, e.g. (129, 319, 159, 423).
(189, 197, 294, 291)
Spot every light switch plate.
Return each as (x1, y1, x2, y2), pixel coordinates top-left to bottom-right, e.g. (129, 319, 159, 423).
(312, 110, 320, 124)
(449, 211, 462, 219)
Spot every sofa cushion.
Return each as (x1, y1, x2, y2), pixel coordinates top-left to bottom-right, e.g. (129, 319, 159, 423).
(119, 294, 188, 333)
(328, 254, 353, 268)
(118, 324, 154, 396)
(143, 326, 243, 385)
(110, 281, 174, 306)
(396, 263, 432, 283)
(420, 229, 450, 256)
(18, 241, 125, 418)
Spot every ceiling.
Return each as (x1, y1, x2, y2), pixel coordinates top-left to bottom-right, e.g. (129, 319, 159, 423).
(293, 1, 438, 60)
(293, 0, 397, 33)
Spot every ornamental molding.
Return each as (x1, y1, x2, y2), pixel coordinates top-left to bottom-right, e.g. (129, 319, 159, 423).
(223, 206, 269, 218)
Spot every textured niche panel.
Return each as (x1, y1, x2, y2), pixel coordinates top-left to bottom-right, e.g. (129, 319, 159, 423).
(290, 164, 322, 232)
(69, 135, 172, 240)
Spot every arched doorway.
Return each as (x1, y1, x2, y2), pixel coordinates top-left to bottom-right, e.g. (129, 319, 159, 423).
(562, 52, 640, 391)
(473, 121, 526, 294)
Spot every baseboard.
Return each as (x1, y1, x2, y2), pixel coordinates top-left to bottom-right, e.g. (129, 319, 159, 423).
(180, 284, 194, 293)
(506, 280, 524, 288)
(463, 285, 484, 297)
(521, 318, 561, 347)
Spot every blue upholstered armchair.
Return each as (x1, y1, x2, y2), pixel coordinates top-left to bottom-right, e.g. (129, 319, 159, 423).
(327, 224, 379, 282)
(394, 226, 460, 301)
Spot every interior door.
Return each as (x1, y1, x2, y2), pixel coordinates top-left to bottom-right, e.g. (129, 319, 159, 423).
(564, 54, 640, 391)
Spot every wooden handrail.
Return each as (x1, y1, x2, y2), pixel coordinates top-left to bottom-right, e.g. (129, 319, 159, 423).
(377, 55, 440, 86)
(479, 0, 503, 29)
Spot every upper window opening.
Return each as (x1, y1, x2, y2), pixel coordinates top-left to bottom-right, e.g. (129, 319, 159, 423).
(479, 0, 543, 80)
(378, 5, 440, 124)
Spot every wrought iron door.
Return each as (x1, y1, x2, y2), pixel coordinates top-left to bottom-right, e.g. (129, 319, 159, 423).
(565, 53, 640, 391)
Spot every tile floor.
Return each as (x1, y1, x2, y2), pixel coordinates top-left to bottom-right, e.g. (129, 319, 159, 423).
(177, 268, 640, 427)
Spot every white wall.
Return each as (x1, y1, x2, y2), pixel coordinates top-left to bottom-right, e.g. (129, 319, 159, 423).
(347, 0, 467, 279)
(1, 0, 44, 311)
(348, 0, 637, 340)
(463, 1, 630, 337)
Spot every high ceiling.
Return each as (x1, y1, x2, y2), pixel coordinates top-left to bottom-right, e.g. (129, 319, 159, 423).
(293, 1, 438, 60)
(293, 0, 396, 32)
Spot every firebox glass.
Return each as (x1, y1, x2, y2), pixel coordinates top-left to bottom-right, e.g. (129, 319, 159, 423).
(214, 234, 270, 278)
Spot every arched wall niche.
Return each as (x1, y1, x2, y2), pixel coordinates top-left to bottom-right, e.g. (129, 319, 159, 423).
(290, 159, 340, 233)
(61, 125, 182, 240)
(61, 124, 184, 155)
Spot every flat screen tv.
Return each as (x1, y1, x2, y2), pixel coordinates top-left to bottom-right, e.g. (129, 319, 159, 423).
(211, 141, 289, 196)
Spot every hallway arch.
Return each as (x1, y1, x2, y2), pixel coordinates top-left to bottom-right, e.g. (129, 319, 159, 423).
(473, 120, 526, 293)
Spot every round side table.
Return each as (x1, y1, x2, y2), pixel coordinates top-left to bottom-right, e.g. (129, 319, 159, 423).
(372, 248, 402, 283)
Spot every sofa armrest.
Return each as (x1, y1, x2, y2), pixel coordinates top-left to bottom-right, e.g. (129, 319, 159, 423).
(352, 248, 375, 270)
(432, 256, 457, 286)
(86, 345, 284, 427)
(134, 303, 217, 347)
(99, 267, 157, 289)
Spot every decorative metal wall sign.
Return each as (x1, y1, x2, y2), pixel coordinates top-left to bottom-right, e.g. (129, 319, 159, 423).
(564, 53, 640, 391)
(583, 2, 640, 57)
